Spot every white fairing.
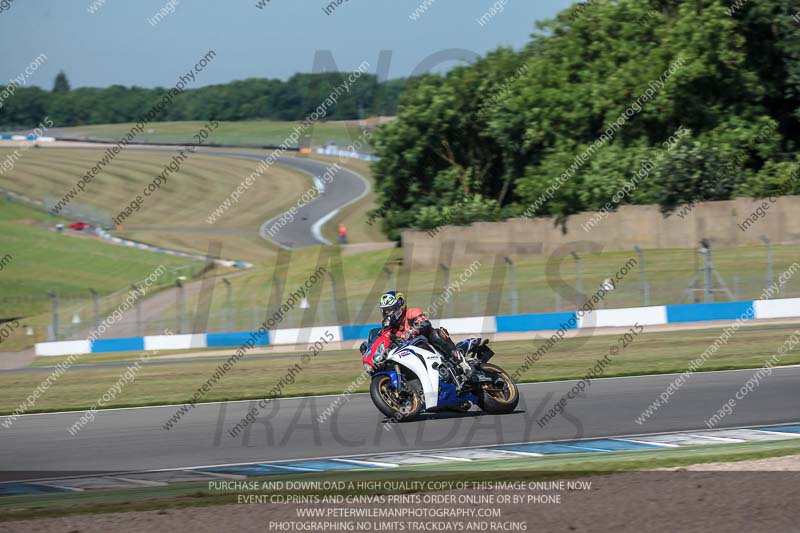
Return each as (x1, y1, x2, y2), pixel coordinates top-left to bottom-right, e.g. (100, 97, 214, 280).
(386, 344, 442, 408)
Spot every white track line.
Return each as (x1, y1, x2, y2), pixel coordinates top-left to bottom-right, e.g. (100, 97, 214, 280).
(311, 208, 338, 245)
(493, 450, 545, 457)
(614, 438, 680, 448)
(750, 429, 800, 438)
(311, 164, 371, 245)
(4, 421, 798, 486)
(684, 435, 744, 442)
(261, 160, 371, 249)
(334, 459, 400, 468)
(412, 454, 474, 462)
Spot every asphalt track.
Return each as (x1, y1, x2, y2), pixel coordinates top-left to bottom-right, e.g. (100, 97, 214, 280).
(47, 145, 371, 249)
(255, 154, 370, 248)
(189, 149, 369, 248)
(1, 367, 798, 481)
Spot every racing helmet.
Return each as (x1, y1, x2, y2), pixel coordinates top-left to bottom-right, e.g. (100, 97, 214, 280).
(379, 290, 407, 327)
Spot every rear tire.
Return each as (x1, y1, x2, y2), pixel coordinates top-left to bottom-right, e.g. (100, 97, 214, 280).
(370, 374, 422, 422)
(476, 363, 519, 414)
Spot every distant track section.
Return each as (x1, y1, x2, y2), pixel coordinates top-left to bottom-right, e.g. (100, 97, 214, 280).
(46, 143, 371, 249)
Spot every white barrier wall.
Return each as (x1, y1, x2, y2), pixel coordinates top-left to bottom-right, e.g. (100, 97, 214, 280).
(144, 334, 207, 351)
(582, 306, 668, 328)
(270, 326, 343, 346)
(432, 316, 497, 335)
(33, 298, 800, 356)
(754, 298, 800, 319)
(35, 340, 91, 357)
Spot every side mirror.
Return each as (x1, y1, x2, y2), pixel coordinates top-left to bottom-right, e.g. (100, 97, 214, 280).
(359, 341, 368, 355)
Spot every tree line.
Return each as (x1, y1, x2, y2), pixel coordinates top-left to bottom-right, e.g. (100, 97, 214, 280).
(0, 71, 406, 129)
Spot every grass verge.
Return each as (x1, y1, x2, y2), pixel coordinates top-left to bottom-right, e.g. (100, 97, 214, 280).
(1, 322, 798, 414)
(52, 120, 371, 149)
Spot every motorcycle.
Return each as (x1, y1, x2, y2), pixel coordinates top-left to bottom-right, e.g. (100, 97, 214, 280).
(360, 327, 519, 422)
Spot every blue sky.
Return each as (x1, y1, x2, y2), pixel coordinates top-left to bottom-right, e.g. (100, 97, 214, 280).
(0, 0, 574, 89)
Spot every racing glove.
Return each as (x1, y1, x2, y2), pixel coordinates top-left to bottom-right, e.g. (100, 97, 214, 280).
(454, 349, 472, 376)
(398, 328, 421, 342)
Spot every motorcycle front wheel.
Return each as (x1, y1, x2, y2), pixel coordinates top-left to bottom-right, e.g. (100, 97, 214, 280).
(370, 374, 422, 422)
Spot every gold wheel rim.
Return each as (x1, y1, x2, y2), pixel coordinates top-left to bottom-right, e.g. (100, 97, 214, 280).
(378, 376, 418, 413)
(486, 367, 517, 403)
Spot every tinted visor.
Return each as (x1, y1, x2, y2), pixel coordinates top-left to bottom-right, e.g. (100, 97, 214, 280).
(381, 302, 401, 320)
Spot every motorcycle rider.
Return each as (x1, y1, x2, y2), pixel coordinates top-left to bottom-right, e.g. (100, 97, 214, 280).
(375, 290, 472, 385)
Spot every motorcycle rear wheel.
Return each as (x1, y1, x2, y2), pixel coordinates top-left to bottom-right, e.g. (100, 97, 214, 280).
(370, 374, 422, 422)
(476, 363, 519, 414)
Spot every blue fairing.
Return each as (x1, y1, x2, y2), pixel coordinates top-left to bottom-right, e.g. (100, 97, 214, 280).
(373, 370, 399, 390)
(437, 381, 479, 408)
(456, 338, 479, 354)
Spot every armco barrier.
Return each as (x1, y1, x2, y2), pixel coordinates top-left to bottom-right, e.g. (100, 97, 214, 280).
(33, 298, 800, 356)
(314, 146, 379, 161)
(94, 228, 252, 269)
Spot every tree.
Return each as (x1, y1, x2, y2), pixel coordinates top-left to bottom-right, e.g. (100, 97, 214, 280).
(52, 71, 70, 93)
(370, 0, 800, 238)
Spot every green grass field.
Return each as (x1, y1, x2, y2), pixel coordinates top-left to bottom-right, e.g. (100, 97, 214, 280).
(2, 323, 797, 414)
(52, 120, 374, 149)
(0, 146, 315, 262)
(0, 144, 386, 259)
(0, 202, 199, 317)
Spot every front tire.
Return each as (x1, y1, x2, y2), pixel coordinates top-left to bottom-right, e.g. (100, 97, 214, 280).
(476, 363, 519, 414)
(370, 374, 422, 422)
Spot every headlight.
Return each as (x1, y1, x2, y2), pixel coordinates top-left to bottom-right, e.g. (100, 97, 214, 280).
(373, 344, 386, 364)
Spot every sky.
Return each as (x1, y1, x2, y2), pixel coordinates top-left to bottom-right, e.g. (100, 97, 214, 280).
(0, 0, 575, 90)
